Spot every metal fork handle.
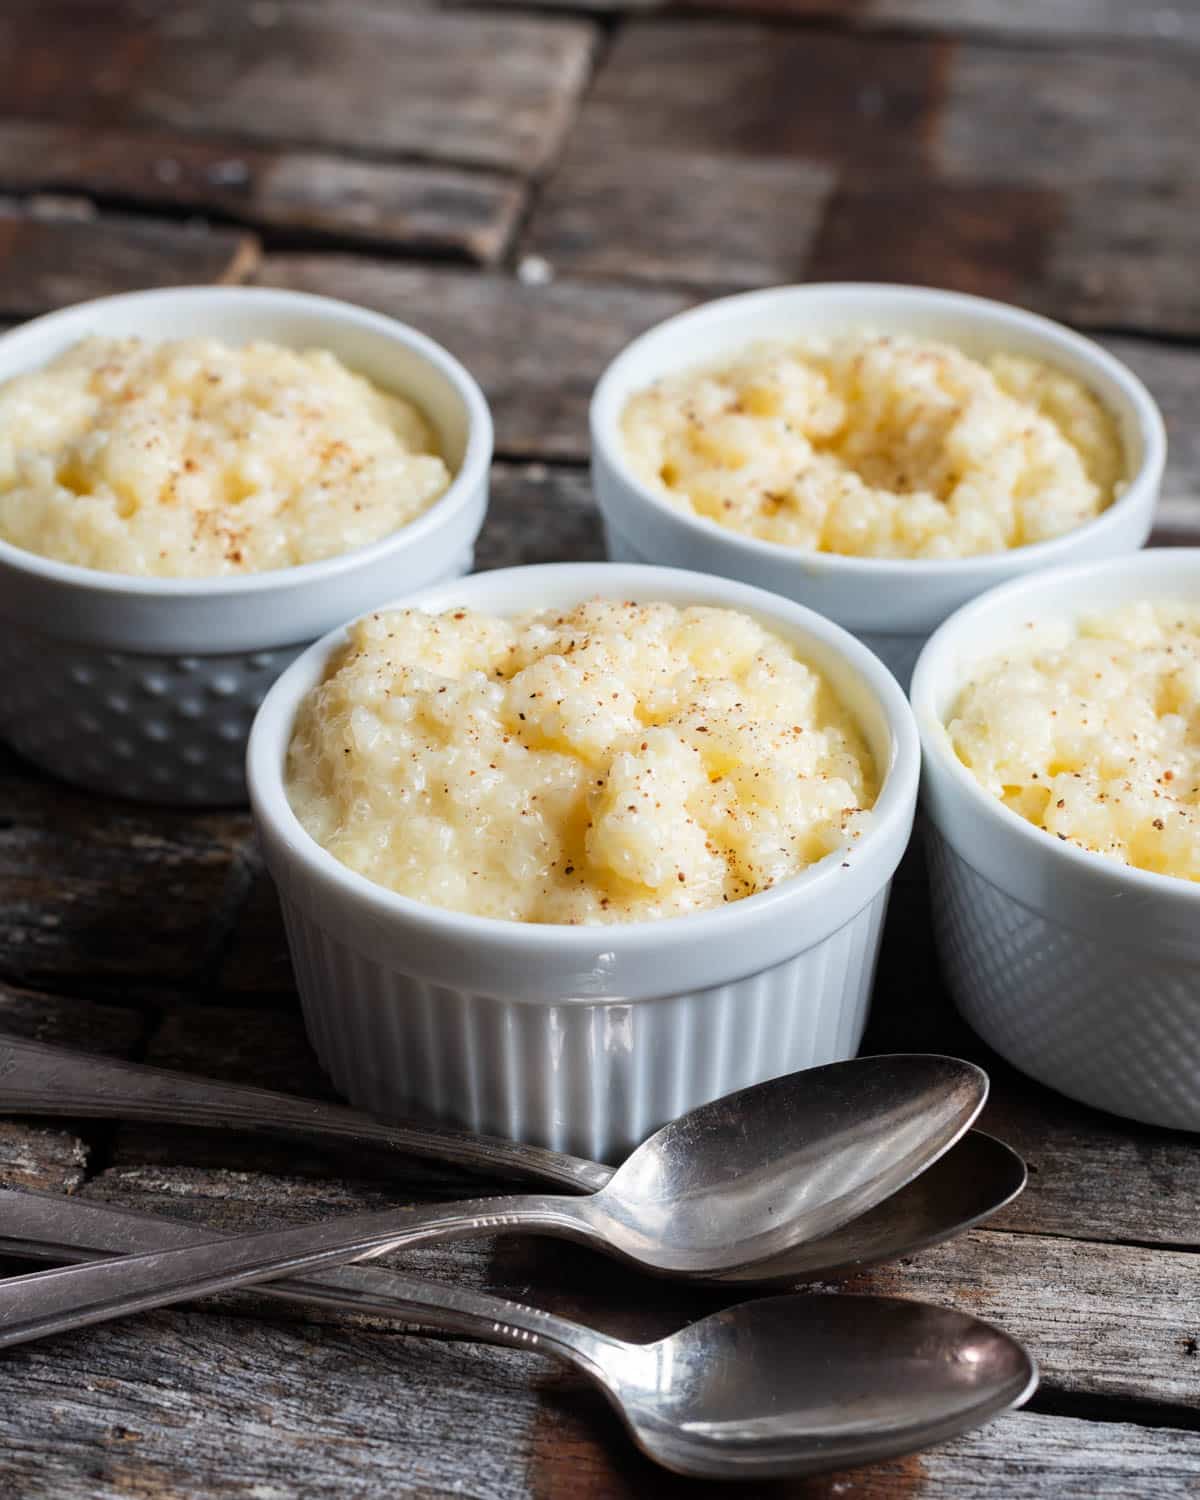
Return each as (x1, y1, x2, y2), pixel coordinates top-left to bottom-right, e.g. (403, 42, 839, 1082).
(0, 1188, 610, 1372)
(0, 1189, 601, 1351)
(0, 1036, 610, 1193)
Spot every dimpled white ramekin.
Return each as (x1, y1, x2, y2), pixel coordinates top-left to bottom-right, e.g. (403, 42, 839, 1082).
(0, 286, 492, 804)
(247, 562, 920, 1160)
(912, 548, 1200, 1132)
(591, 284, 1165, 687)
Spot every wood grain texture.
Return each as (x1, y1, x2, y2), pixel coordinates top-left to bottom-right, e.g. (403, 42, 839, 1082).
(0, 2, 597, 175)
(7, 1292, 1197, 1500)
(0, 201, 257, 318)
(0, 993, 140, 1194)
(0, 748, 254, 988)
(665, 1, 1200, 48)
(939, 44, 1200, 186)
(526, 26, 1200, 333)
(0, 122, 526, 263)
(526, 144, 836, 288)
(0, 984, 145, 1058)
(76, 1149, 1200, 1408)
(567, 22, 945, 170)
(475, 0, 1200, 48)
(255, 256, 693, 458)
(1072, 338, 1200, 515)
(0, 1121, 88, 1193)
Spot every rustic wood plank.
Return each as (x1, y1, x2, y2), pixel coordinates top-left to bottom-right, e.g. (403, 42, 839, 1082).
(524, 26, 1200, 334)
(0, 983, 145, 1057)
(844, 1230, 1200, 1408)
(216, 864, 295, 1000)
(1102, 338, 1200, 513)
(0, 747, 255, 988)
(480, 462, 605, 571)
(565, 23, 943, 172)
(0, 2, 596, 176)
(0, 201, 257, 319)
(836, 1414, 1200, 1499)
(806, 179, 1200, 337)
(255, 256, 692, 459)
(850, 0, 1200, 46)
(0, 1121, 87, 1194)
(0, 122, 525, 264)
(66, 1159, 1200, 1409)
(11, 1289, 1197, 1500)
(525, 144, 836, 289)
(939, 44, 1200, 186)
(0, 989, 143, 1194)
(554, 0, 1200, 48)
(561, 33, 1196, 192)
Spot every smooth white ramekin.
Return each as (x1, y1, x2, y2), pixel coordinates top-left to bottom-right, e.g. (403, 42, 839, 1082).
(0, 286, 492, 804)
(912, 548, 1200, 1132)
(591, 284, 1165, 686)
(248, 562, 920, 1160)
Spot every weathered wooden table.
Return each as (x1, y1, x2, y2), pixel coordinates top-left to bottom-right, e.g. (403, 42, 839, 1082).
(0, 2, 1198, 1495)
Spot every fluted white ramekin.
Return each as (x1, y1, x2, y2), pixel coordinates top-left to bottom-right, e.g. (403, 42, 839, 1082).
(247, 562, 920, 1160)
(912, 548, 1200, 1131)
(591, 284, 1165, 686)
(0, 286, 492, 804)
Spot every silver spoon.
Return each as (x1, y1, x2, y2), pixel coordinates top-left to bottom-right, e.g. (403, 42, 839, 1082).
(0, 1202, 1036, 1480)
(0, 1037, 988, 1281)
(0, 1057, 988, 1341)
(0, 1130, 1026, 1287)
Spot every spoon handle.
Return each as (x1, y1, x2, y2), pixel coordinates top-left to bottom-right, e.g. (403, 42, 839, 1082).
(0, 1188, 609, 1371)
(0, 1190, 600, 1351)
(0, 1036, 611, 1193)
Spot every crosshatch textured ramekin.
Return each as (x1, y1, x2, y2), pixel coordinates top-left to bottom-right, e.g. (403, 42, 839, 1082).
(911, 548, 1200, 1132)
(247, 562, 921, 1160)
(590, 283, 1166, 686)
(0, 285, 492, 805)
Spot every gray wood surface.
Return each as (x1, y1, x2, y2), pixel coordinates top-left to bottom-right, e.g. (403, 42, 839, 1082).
(0, 0, 1198, 1494)
(481, 0, 1200, 49)
(0, 122, 526, 263)
(0, 200, 258, 319)
(0, 2, 597, 175)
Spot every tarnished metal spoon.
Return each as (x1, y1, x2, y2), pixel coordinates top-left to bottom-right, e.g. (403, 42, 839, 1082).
(0, 1192, 1036, 1481)
(0, 1056, 989, 1345)
(0, 1130, 1026, 1289)
(0, 1037, 990, 1282)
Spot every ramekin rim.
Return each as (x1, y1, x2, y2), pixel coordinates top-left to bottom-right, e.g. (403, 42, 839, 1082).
(589, 281, 1166, 580)
(0, 284, 494, 599)
(911, 546, 1200, 908)
(246, 560, 921, 951)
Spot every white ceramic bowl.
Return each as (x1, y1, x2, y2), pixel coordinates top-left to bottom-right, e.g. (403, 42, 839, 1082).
(0, 286, 492, 805)
(911, 548, 1200, 1131)
(591, 283, 1165, 686)
(247, 561, 920, 1160)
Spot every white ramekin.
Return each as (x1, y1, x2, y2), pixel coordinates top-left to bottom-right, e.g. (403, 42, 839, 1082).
(591, 283, 1165, 686)
(0, 286, 493, 805)
(911, 548, 1200, 1132)
(247, 561, 920, 1160)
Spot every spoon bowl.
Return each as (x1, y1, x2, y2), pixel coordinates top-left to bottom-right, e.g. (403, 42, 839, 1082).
(604, 1293, 1037, 1479)
(582, 1053, 988, 1274)
(717, 1129, 1026, 1285)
